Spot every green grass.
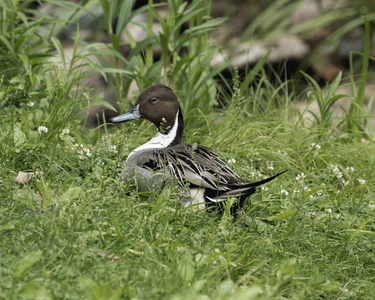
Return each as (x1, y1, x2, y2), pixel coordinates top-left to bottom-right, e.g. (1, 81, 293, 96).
(1, 1, 375, 299)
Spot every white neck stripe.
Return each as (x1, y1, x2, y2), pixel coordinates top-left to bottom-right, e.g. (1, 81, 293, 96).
(126, 111, 179, 162)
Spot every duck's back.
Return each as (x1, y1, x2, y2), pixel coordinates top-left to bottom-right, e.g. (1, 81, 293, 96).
(141, 144, 249, 191)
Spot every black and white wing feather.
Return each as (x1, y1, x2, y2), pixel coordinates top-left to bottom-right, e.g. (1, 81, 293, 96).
(141, 144, 285, 202)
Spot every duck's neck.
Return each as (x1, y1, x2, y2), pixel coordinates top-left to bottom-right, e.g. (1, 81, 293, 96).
(126, 110, 184, 161)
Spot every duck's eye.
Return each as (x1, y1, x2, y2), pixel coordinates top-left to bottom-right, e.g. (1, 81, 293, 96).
(151, 98, 158, 103)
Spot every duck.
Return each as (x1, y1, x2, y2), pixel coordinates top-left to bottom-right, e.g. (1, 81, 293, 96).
(109, 84, 285, 212)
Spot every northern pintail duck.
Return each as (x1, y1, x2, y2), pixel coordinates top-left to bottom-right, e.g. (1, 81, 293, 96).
(110, 85, 285, 211)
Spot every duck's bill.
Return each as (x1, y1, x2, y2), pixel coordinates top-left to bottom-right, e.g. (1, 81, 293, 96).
(109, 104, 142, 123)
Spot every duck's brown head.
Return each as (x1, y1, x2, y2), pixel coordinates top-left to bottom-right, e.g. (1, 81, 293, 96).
(109, 85, 184, 137)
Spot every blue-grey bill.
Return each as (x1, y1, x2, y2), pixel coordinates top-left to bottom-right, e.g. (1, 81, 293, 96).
(109, 104, 142, 123)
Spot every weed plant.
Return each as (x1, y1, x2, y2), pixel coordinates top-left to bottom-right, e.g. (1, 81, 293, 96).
(1, 1, 375, 299)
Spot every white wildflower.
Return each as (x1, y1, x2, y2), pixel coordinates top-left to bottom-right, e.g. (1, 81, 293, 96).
(330, 164, 343, 179)
(309, 143, 321, 155)
(308, 195, 314, 200)
(73, 143, 92, 159)
(280, 189, 288, 196)
(267, 162, 274, 171)
(276, 150, 288, 156)
(109, 145, 118, 153)
(26, 102, 34, 107)
(38, 126, 48, 134)
(343, 180, 349, 186)
(303, 186, 311, 192)
(369, 203, 375, 209)
(346, 166, 355, 172)
(228, 158, 236, 165)
(325, 208, 332, 213)
(296, 173, 306, 181)
(358, 179, 365, 185)
(261, 186, 269, 191)
(61, 129, 70, 135)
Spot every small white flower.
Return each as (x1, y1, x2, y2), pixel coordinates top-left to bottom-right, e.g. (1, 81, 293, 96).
(261, 186, 269, 191)
(343, 180, 349, 186)
(73, 143, 92, 159)
(296, 173, 306, 181)
(303, 186, 311, 192)
(358, 179, 365, 185)
(309, 143, 321, 155)
(267, 163, 274, 171)
(369, 203, 375, 209)
(61, 128, 70, 135)
(26, 102, 34, 107)
(109, 145, 118, 153)
(309, 143, 321, 150)
(38, 126, 48, 134)
(228, 158, 236, 165)
(280, 189, 288, 196)
(325, 208, 332, 213)
(277, 150, 288, 156)
(308, 195, 314, 200)
(330, 164, 342, 178)
(346, 166, 355, 172)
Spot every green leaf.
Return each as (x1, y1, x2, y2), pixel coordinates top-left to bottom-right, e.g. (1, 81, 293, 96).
(0, 35, 14, 56)
(51, 36, 66, 69)
(79, 276, 114, 300)
(265, 210, 297, 221)
(13, 250, 43, 280)
(116, 0, 133, 36)
(240, 49, 271, 93)
(99, 0, 110, 20)
(184, 17, 227, 35)
(320, 281, 340, 291)
(109, 33, 120, 52)
(13, 125, 26, 147)
(178, 254, 195, 282)
(17, 282, 52, 300)
(0, 223, 15, 231)
(110, 213, 124, 242)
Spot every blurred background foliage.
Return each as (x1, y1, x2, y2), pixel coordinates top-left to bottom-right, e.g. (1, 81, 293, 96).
(1, 0, 374, 154)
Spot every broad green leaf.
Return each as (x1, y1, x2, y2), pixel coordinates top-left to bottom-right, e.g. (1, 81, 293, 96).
(13, 250, 43, 280)
(17, 282, 52, 300)
(13, 125, 26, 147)
(178, 254, 195, 282)
(0, 223, 15, 231)
(320, 281, 341, 291)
